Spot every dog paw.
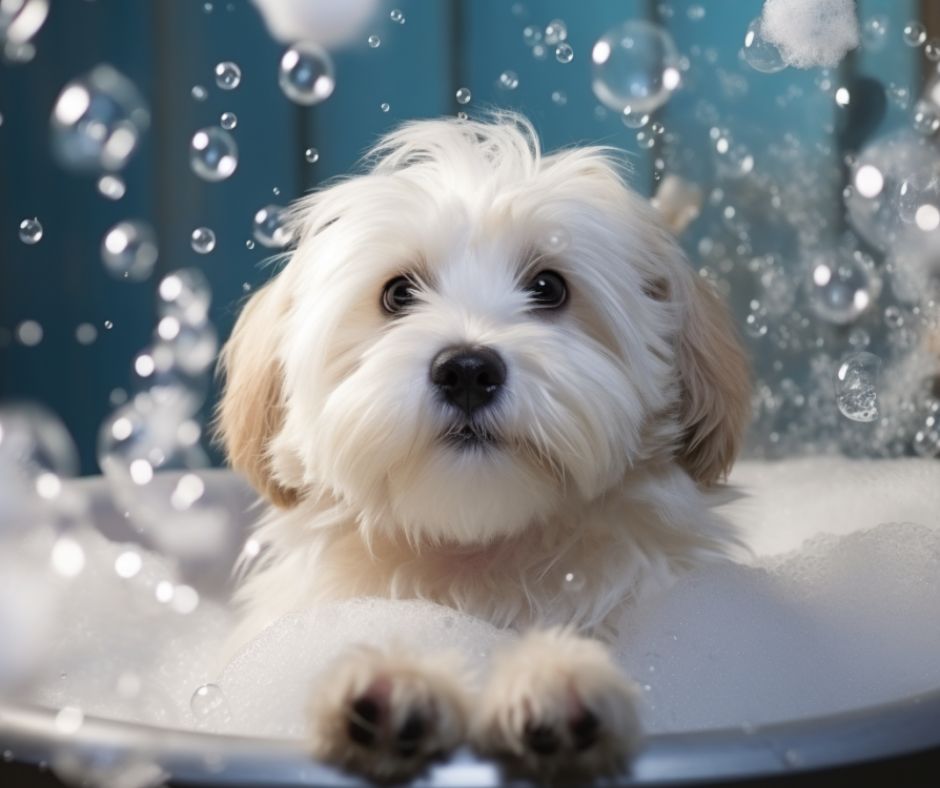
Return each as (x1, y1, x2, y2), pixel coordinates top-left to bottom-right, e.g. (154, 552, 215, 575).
(472, 628, 641, 779)
(307, 644, 468, 782)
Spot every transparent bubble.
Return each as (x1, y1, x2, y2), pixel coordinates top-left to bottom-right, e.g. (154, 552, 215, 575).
(741, 17, 786, 73)
(191, 684, 231, 727)
(219, 111, 237, 130)
(390, 9, 404, 24)
(498, 70, 519, 90)
(190, 227, 216, 255)
(75, 323, 97, 345)
(455, 87, 471, 105)
(835, 352, 882, 422)
(189, 127, 238, 182)
(380, 102, 390, 112)
(131, 343, 208, 412)
(97, 174, 126, 200)
(0, 0, 49, 46)
(252, 204, 292, 248)
(555, 43, 574, 64)
(621, 107, 650, 128)
(902, 21, 926, 47)
(157, 269, 211, 325)
(191, 85, 208, 101)
(155, 317, 218, 375)
(848, 327, 870, 349)
(807, 249, 878, 325)
(18, 217, 42, 244)
(545, 19, 567, 45)
(591, 21, 681, 114)
(523, 25, 542, 47)
(862, 16, 888, 51)
(304, 147, 319, 163)
(16, 320, 42, 346)
(912, 102, 940, 136)
(926, 39, 940, 62)
(213, 61, 241, 91)
(367, 34, 380, 48)
(50, 65, 150, 173)
(245, 239, 256, 249)
(278, 43, 335, 106)
(745, 306, 769, 338)
(551, 90, 567, 106)
(101, 221, 158, 282)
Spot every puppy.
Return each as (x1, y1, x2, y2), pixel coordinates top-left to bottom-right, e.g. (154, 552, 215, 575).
(217, 113, 749, 781)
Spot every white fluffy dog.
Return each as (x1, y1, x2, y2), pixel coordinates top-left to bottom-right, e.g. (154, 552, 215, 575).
(218, 113, 749, 781)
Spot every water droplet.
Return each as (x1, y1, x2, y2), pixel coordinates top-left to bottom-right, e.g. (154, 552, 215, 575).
(455, 87, 471, 104)
(219, 111, 237, 130)
(97, 174, 126, 200)
(278, 43, 335, 105)
(367, 34, 381, 48)
(190, 684, 230, 726)
(836, 352, 882, 422)
(190, 227, 216, 255)
(390, 9, 405, 24)
(498, 70, 519, 90)
(18, 217, 42, 244)
(741, 17, 786, 73)
(902, 21, 926, 47)
(591, 21, 681, 113)
(213, 61, 241, 90)
(189, 127, 238, 181)
(50, 65, 150, 173)
(555, 43, 574, 63)
(252, 205, 292, 248)
(304, 147, 319, 163)
(101, 221, 158, 281)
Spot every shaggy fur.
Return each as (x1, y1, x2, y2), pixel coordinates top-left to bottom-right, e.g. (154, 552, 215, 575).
(217, 113, 750, 780)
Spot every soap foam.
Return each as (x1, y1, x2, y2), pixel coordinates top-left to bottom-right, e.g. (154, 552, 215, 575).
(760, 0, 860, 69)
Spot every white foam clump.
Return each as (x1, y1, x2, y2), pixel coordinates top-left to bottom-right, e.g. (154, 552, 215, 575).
(251, 0, 378, 47)
(760, 0, 859, 69)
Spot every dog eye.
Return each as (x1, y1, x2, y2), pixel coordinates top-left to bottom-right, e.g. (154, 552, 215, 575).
(381, 276, 418, 314)
(525, 270, 567, 310)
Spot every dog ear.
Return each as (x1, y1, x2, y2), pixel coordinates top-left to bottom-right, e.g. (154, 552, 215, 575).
(672, 270, 750, 486)
(215, 277, 299, 508)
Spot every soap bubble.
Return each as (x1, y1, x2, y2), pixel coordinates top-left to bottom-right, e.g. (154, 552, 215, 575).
(367, 34, 380, 48)
(380, 102, 390, 112)
(191, 85, 208, 101)
(252, 205, 292, 248)
(545, 20, 567, 45)
(50, 65, 150, 173)
(0, 0, 49, 46)
(18, 217, 42, 244)
(278, 43, 335, 106)
(523, 25, 542, 47)
(835, 352, 882, 422)
(741, 18, 786, 73)
(622, 107, 650, 128)
(591, 21, 681, 114)
(219, 111, 237, 130)
(304, 147, 319, 163)
(807, 249, 878, 325)
(155, 318, 218, 376)
(498, 70, 519, 90)
(551, 90, 567, 106)
(902, 21, 926, 47)
(213, 61, 241, 90)
(101, 221, 158, 282)
(862, 15, 888, 51)
(455, 87, 471, 105)
(390, 9, 404, 24)
(912, 102, 940, 136)
(190, 127, 238, 182)
(926, 39, 940, 61)
(97, 174, 126, 200)
(191, 683, 231, 726)
(157, 269, 211, 325)
(190, 227, 216, 255)
(555, 43, 574, 64)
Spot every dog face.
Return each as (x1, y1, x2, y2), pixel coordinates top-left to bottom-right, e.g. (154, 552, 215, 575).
(218, 115, 749, 545)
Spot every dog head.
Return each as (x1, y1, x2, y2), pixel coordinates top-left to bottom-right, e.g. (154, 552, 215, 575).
(217, 114, 749, 545)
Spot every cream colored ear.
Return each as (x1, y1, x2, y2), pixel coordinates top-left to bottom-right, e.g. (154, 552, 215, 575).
(215, 277, 299, 508)
(673, 271, 751, 486)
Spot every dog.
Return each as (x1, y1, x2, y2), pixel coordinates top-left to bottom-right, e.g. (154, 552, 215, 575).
(216, 113, 749, 781)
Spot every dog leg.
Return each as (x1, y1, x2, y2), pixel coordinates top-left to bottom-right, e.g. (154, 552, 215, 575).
(307, 643, 468, 782)
(471, 628, 641, 780)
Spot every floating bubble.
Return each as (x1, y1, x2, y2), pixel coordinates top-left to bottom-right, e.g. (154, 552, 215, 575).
(97, 175, 126, 200)
(555, 43, 574, 64)
(926, 39, 940, 62)
(544, 19, 567, 46)
(75, 323, 97, 345)
(214, 61, 241, 90)
(304, 147, 319, 163)
(621, 107, 650, 128)
(498, 70, 519, 90)
(835, 352, 882, 422)
(591, 20, 681, 114)
(190, 227, 216, 255)
(18, 217, 42, 244)
(912, 102, 940, 136)
(50, 65, 150, 173)
(380, 102, 390, 112)
(367, 34, 380, 48)
(189, 127, 238, 182)
(742, 18, 786, 73)
(902, 21, 926, 47)
(523, 25, 542, 47)
(390, 9, 404, 24)
(455, 87, 471, 105)
(16, 321, 42, 346)
(101, 221, 158, 282)
(219, 111, 237, 130)
(191, 684, 230, 726)
(551, 90, 567, 106)
(252, 205, 292, 248)
(157, 269, 211, 325)
(191, 85, 208, 102)
(861, 15, 888, 51)
(807, 249, 878, 325)
(278, 43, 335, 106)
(0, 0, 49, 46)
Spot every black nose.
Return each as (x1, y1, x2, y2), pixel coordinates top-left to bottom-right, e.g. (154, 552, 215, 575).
(430, 346, 506, 416)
